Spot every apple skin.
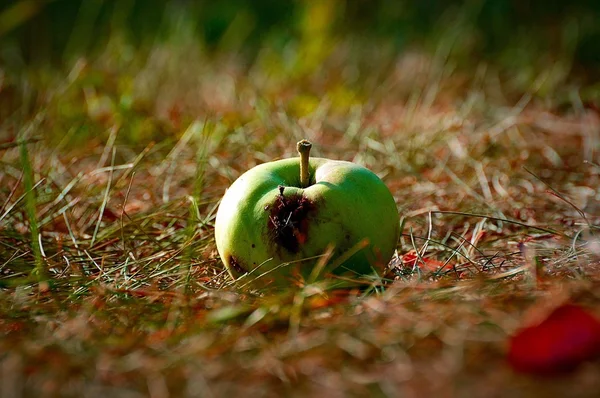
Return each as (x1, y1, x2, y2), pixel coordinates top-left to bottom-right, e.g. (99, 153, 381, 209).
(214, 157, 399, 285)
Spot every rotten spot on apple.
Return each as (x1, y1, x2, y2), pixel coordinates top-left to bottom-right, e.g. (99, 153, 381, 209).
(228, 255, 247, 274)
(267, 185, 316, 254)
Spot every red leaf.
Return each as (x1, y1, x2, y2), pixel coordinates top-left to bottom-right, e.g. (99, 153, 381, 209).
(401, 250, 451, 272)
(508, 304, 600, 375)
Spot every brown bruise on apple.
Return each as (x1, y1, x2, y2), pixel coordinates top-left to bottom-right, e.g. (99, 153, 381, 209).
(267, 185, 316, 254)
(228, 255, 247, 274)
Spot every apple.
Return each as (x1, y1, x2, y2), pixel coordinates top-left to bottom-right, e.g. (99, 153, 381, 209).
(214, 140, 399, 286)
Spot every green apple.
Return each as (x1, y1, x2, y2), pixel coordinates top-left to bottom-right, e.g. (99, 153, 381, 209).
(214, 140, 399, 286)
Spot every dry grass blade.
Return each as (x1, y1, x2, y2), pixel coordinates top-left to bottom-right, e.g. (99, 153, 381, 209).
(90, 148, 116, 247)
(524, 166, 595, 233)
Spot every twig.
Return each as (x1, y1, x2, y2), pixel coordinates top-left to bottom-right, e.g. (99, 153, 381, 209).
(432, 210, 566, 237)
(0, 137, 42, 151)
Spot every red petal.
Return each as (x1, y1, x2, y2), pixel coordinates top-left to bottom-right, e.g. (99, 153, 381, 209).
(508, 304, 600, 375)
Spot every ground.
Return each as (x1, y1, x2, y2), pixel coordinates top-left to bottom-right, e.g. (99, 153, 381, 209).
(1, 10, 600, 397)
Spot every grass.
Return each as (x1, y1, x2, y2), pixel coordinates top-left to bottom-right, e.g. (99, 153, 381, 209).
(2, 11, 600, 397)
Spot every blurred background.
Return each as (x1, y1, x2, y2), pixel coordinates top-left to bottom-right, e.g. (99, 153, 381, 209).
(2, 0, 599, 71)
(1, 0, 600, 145)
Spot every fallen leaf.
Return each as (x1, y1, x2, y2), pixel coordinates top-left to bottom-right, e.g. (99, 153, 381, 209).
(401, 250, 452, 273)
(508, 304, 600, 375)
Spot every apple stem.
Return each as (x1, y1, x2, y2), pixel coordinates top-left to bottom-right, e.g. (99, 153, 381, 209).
(297, 139, 312, 188)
